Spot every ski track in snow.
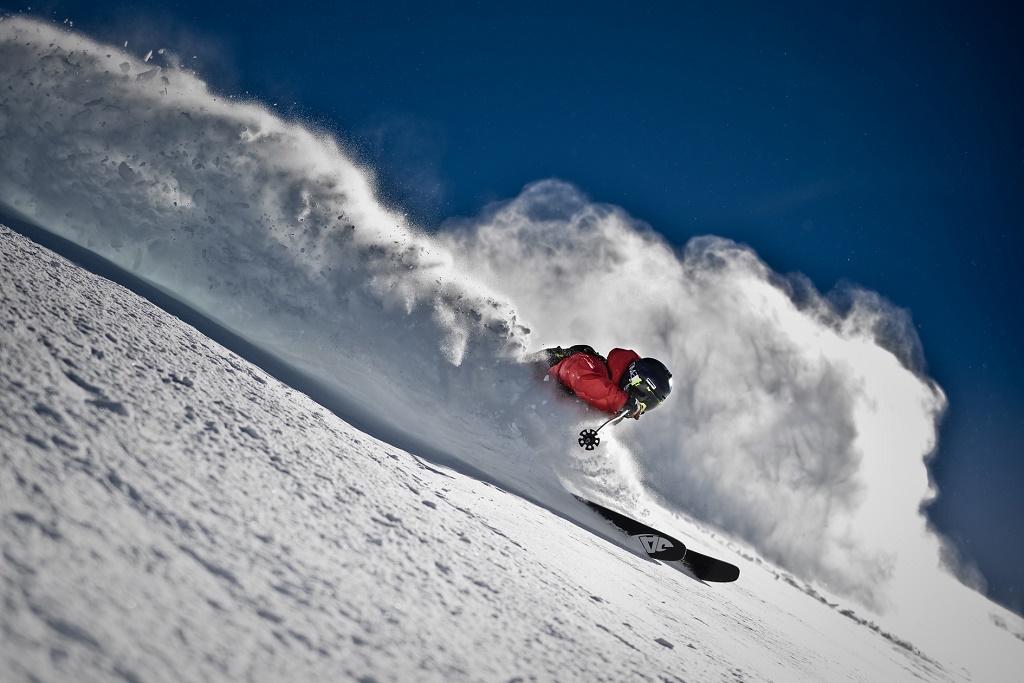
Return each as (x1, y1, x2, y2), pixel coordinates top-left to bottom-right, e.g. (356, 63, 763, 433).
(3, 225, 1022, 681)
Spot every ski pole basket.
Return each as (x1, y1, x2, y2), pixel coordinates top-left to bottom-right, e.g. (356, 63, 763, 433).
(578, 428, 600, 450)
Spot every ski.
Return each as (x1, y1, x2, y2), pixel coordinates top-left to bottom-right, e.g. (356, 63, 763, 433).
(576, 496, 687, 560)
(576, 497, 740, 583)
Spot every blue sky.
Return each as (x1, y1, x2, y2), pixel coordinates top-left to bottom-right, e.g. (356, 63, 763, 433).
(5, 1, 1021, 612)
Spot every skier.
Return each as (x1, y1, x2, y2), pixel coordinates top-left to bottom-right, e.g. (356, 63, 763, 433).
(533, 345, 672, 419)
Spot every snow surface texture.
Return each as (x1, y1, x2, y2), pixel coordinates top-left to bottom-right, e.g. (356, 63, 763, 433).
(2, 223, 1019, 683)
(0, 16, 1022, 680)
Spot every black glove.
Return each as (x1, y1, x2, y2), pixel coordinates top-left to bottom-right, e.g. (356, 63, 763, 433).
(621, 395, 646, 420)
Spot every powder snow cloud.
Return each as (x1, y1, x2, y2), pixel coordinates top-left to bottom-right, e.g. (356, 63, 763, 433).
(440, 180, 950, 610)
(0, 16, 959, 617)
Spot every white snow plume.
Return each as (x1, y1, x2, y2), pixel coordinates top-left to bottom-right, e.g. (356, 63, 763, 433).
(0, 18, 558, 494)
(0, 18, 524, 364)
(441, 181, 967, 617)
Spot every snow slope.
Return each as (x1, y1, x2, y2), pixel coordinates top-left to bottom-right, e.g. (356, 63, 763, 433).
(5, 221, 1018, 683)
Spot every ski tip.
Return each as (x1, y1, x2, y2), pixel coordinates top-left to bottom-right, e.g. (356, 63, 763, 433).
(680, 552, 740, 583)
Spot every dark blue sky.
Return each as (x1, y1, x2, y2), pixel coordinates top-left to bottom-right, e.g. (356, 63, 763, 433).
(6, 0, 1022, 612)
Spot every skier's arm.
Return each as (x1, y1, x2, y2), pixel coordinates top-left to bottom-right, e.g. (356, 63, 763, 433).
(554, 354, 629, 414)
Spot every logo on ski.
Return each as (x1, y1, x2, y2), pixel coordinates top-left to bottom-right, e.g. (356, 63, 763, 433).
(638, 534, 674, 555)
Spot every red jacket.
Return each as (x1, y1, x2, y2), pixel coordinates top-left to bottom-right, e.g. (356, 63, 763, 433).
(548, 348, 641, 414)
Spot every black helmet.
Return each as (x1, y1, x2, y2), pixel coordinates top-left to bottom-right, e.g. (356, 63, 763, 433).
(620, 358, 673, 410)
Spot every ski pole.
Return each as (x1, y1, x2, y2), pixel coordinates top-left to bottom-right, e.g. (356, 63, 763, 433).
(577, 409, 629, 450)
